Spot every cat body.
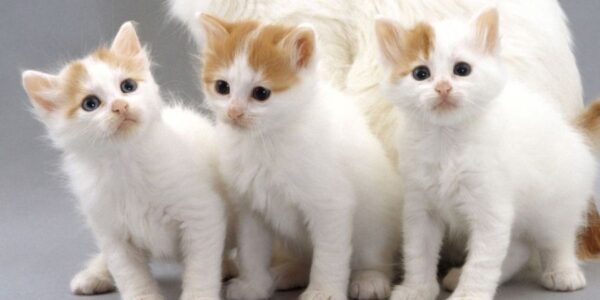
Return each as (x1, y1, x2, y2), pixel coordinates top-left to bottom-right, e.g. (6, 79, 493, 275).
(22, 23, 226, 300)
(375, 10, 595, 300)
(198, 15, 401, 300)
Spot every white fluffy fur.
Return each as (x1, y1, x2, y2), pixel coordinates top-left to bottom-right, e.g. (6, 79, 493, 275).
(167, 0, 582, 164)
(22, 23, 227, 300)
(378, 12, 595, 300)
(200, 23, 401, 300)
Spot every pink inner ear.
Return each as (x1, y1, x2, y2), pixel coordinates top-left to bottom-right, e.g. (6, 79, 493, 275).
(23, 72, 59, 112)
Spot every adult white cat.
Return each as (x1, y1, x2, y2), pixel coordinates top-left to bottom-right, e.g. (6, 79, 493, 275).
(375, 8, 595, 300)
(198, 14, 401, 300)
(22, 22, 227, 300)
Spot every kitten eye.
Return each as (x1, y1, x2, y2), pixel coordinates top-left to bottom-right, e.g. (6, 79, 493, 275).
(81, 95, 101, 112)
(120, 79, 137, 93)
(454, 62, 472, 77)
(412, 66, 431, 81)
(251, 86, 271, 101)
(215, 80, 230, 95)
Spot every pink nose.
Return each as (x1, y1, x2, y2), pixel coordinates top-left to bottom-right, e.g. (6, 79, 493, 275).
(111, 100, 129, 114)
(435, 81, 453, 97)
(227, 106, 244, 121)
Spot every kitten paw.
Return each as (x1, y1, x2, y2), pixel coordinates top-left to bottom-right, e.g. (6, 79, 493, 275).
(442, 268, 462, 292)
(129, 294, 165, 300)
(70, 269, 115, 295)
(540, 268, 586, 291)
(349, 270, 391, 299)
(447, 291, 493, 300)
(389, 284, 439, 300)
(180, 290, 220, 300)
(271, 261, 310, 290)
(299, 289, 346, 300)
(226, 278, 274, 300)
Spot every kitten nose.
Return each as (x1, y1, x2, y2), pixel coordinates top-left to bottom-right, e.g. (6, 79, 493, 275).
(227, 106, 244, 121)
(111, 100, 129, 115)
(435, 81, 453, 97)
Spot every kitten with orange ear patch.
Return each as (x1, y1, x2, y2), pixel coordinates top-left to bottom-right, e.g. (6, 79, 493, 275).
(376, 8, 595, 300)
(197, 14, 402, 300)
(22, 22, 229, 300)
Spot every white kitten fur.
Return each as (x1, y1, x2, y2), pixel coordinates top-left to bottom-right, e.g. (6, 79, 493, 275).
(167, 0, 582, 163)
(199, 21, 401, 300)
(23, 23, 226, 300)
(378, 11, 595, 300)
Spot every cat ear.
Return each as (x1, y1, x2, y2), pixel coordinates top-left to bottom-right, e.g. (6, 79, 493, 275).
(282, 24, 316, 69)
(374, 18, 406, 66)
(197, 13, 230, 43)
(472, 8, 500, 54)
(22, 70, 60, 113)
(111, 21, 143, 57)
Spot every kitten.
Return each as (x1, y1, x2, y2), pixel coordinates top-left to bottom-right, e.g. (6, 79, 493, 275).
(22, 22, 227, 300)
(375, 8, 595, 300)
(197, 14, 402, 300)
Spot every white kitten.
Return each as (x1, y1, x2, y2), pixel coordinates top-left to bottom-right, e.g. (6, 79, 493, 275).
(197, 14, 402, 300)
(375, 9, 595, 300)
(22, 22, 227, 300)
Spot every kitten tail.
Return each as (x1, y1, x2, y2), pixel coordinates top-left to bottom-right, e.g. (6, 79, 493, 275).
(576, 99, 600, 260)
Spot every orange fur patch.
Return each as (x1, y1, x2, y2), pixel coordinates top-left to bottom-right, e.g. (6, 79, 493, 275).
(376, 21, 435, 82)
(61, 61, 89, 118)
(92, 48, 146, 80)
(576, 99, 600, 152)
(201, 16, 307, 94)
(247, 24, 301, 92)
(475, 9, 499, 53)
(577, 199, 600, 260)
(201, 18, 260, 89)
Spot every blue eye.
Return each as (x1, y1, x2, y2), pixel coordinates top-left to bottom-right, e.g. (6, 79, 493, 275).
(412, 66, 431, 81)
(120, 78, 137, 93)
(81, 95, 101, 112)
(454, 62, 472, 77)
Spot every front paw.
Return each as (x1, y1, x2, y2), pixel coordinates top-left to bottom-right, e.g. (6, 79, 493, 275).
(128, 294, 165, 300)
(447, 292, 493, 300)
(540, 268, 586, 291)
(390, 284, 439, 300)
(70, 270, 115, 295)
(300, 289, 346, 300)
(350, 270, 391, 299)
(226, 278, 274, 300)
(180, 290, 220, 300)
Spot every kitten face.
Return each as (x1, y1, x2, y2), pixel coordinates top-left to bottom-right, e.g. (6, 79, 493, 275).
(198, 14, 316, 132)
(376, 9, 507, 126)
(22, 22, 161, 150)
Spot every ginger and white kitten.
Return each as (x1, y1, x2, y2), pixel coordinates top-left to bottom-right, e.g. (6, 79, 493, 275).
(198, 14, 402, 300)
(22, 22, 227, 300)
(375, 9, 595, 300)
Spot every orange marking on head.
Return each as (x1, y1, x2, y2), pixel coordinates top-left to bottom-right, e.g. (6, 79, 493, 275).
(376, 20, 435, 81)
(61, 61, 90, 118)
(199, 15, 260, 89)
(92, 48, 146, 80)
(474, 9, 499, 54)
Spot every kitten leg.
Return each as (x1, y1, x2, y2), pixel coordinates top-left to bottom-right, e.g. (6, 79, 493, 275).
(391, 195, 444, 300)
(179, 197, 227, 300)
(226, 209, 275, 300)
(70, 253, 115, 295)
(350, 227, 394, 299)
(101, 239, 163, 300)
(443, 240, 531, 292)
(449, 201, 513, 300)
(300, 207, 353, 300)
(271, 245, 311, 291)
(538, 234, 586, 291)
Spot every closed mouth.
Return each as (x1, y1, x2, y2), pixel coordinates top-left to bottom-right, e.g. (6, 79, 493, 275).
(117, 117, 137, 131)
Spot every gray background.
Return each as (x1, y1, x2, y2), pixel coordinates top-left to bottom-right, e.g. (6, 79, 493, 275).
(1, 1, 599, 299)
